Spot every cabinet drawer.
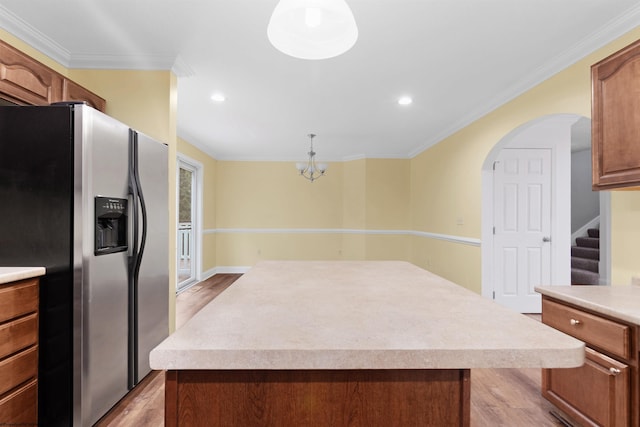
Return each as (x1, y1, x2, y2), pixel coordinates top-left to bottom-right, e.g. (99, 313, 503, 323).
(542, 299, 630, 359)
(0, 346, 37, 396)
(0, 314, 37, 360)
(0, 278, 38, 323)
(543, 347, 629, 427)
(0, 379, 37, 425)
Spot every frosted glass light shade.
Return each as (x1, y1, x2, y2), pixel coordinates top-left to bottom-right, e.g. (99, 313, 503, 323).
(267, 0, 358, 60)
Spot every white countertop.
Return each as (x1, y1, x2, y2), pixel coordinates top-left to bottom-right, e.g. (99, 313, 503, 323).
(151, 261, 584, 370)
(536, 285, 640, 325)
(0, 267, 45, 284)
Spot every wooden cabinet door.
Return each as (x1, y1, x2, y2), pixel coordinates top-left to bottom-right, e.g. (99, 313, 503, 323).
(0, 41, 62, 105)
(62, 79, 106, 112)
(542, 347, 629, 426)
(592, 38, 640, 190)
(0, 39, 105, 111)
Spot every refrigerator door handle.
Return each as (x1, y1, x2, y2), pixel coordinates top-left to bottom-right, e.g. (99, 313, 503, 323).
(128, 129, 140, 262)
(127, 130, 149, 388)
(133, 135, 148, 303)
(127, 129, 140, 389)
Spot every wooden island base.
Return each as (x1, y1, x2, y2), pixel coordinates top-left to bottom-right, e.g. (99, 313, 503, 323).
(165, 369, 470, 427)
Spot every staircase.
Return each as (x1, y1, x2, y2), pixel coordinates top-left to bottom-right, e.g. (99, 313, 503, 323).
(571, 228, 600, 285)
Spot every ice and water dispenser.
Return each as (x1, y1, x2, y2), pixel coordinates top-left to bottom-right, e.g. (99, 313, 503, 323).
(95, 196, 128, 255)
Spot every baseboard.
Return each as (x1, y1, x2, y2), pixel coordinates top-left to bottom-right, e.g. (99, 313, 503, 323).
(202, 266, 251, 278)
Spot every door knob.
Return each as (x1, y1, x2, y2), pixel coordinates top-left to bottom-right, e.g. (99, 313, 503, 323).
(542, 236, 551, 242)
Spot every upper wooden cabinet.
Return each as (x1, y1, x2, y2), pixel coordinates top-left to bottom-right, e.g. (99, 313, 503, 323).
(62, 78, 105, 111)
(0, 40, 105, 111)
(0, 41, 62, 106)
(592, 38, 640, 190)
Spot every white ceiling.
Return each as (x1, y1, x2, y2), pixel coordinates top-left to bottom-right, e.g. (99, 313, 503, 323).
(1, 0, 639, 161)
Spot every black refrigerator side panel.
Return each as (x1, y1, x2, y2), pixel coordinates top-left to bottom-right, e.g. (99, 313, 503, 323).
(0, 106, 74, 426)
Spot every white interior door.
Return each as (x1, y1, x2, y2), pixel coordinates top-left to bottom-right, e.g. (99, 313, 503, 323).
(493, 148, 551, 312)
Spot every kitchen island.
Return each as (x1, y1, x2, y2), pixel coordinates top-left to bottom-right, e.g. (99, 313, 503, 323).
(151, 261, 584, 426)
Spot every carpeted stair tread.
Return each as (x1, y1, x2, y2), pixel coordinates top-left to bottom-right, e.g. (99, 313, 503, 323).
(575, 236, 599, 249)
(571, 227, 600, 285)
(571, 246, 599, 260)
(571, 257, 598, 273)
(571, 268, 600, 285)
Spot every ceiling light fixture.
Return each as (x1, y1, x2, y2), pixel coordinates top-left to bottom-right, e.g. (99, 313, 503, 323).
(398, 96, 412, 106)
(267, 0, 358, 60)
(296, 133, 327, 182)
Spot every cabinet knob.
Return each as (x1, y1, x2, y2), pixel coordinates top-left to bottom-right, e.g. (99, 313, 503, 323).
(609, 367, 621, 375)
(569, 318, 581, 326)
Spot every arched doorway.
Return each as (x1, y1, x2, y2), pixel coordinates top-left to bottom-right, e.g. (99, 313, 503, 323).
(481, 114, 610, 312)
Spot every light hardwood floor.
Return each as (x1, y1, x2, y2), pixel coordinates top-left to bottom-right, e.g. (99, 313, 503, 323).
(95, 274, 565, 426)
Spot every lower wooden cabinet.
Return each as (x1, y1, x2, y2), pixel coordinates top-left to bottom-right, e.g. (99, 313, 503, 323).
(0, 380, 37, 424)
(543, 348, 629, 426)
(0, 277, 39, 426)
(541, 296, 639, 427)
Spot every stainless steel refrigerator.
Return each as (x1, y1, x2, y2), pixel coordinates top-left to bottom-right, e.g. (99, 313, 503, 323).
(0, 103, 169, 426)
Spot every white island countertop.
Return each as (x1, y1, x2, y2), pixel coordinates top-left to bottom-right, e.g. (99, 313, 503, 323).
(151, 261, 584, 371)
(536, 285, 640, 325)
(0, 267, 45, 284)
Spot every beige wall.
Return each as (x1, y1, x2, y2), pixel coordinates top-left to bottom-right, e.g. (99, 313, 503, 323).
(611, 192, 640, 284)
(365, 159, 410, 229)
(211, 158, 412, 266)
(409, 26, 640, 290)
(215, 161, 344, 266)
(68, 69, 177, 145)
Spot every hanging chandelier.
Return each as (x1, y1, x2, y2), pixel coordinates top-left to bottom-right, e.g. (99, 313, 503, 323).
(296, 133, 327, 182)
(267, 0, 358, 60)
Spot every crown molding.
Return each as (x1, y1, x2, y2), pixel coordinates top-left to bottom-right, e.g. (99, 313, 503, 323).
(172, 55, 195, 77)
(408, 3, 640, 158)
(67, 52, 177, 70)
(0, 4, 71, 65)
(0, 4, 195, 74)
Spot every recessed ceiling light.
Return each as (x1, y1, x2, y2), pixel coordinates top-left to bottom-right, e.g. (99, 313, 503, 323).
(398, 96, 412, 106)
(211, 93, 226, 102)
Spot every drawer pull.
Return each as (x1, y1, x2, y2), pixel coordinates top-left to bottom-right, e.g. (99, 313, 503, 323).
(570, 318, 581, 326)
(609, 367, 621, 375)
